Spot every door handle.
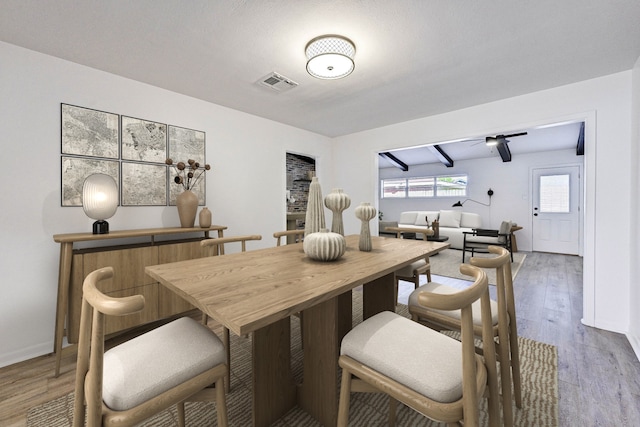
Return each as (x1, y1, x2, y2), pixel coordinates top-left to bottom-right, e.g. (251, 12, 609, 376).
(534, 213, 538, 216)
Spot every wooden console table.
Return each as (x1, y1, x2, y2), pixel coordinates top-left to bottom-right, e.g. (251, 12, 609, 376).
(52, 226, 226, 376)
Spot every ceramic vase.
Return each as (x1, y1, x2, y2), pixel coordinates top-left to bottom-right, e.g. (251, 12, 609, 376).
(176, 190, 198, 228)
(303, 229, 346, 261)
(354, 202, 377, 251)
(324, 188, 351, 236)
(199, 207, 212, 228)
(304, 176, 326, 237)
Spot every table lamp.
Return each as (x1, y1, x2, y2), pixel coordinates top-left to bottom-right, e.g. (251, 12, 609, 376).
(82, 173, 118, 234)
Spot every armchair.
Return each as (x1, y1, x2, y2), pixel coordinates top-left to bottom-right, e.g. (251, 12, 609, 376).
(462, 221, 513, 262)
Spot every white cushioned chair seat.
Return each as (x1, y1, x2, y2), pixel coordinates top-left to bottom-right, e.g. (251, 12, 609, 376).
(409, 282, 499, 326)
(341, 311, 463, 403)
(395, 259, 428, 277)
(103, 317, 226, 411)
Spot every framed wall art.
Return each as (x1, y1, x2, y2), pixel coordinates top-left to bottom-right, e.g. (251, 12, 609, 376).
(168, 125, 205, 164)
(61, 104, 119, 159)
(61, 156, 120, 206)
(121, 116, 167, 163)
(121, 162, 167, 206)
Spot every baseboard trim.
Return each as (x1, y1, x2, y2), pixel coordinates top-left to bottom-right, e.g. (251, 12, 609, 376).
(0, 342, 52, 369)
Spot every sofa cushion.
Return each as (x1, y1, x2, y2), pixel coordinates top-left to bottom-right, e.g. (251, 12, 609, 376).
(399, 211, 418, 225)
(438, 210, 462, 228)
(459, 212, 482, 229)
(415, 211, 440, 226)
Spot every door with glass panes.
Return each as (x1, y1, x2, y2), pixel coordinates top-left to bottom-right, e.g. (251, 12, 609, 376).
(532, 166, 581, 254)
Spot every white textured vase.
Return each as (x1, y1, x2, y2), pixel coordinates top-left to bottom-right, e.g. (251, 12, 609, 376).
(354, 202, 377, 252)
(303, 229, 346, 261)
(324, 188, 351, 236)
(304, 176, 326, 237)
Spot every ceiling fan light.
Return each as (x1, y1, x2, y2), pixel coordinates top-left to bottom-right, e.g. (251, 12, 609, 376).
(485, 137, 499, 147)
(306, 35, 355, 80)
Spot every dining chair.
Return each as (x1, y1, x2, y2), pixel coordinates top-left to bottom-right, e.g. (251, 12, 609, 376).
(384, 225, 434, 303)
(273, 229, 305, 246)
(338, 264, 499, 427)
(201, 234, 262, 391)
(408, 245, 521, 426)
(73, 267, 228, 427)
(462, 220, 513, 262)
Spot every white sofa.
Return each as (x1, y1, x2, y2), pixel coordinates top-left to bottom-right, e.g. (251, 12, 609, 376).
(397, 210, 483, 250)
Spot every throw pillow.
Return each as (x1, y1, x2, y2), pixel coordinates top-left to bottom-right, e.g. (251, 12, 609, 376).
(498, 221, 512, 243)
(438, 210, 462, 228)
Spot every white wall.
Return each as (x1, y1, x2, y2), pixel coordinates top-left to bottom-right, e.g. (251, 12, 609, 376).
(0, 42, 333, 367)
(332, 72, 633, 336)
(379, 149, 583, 252)
(630, 56, 640, 358)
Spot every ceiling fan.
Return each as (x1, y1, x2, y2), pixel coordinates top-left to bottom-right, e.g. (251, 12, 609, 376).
(484, 132, 527, 146)
(464, 131, 527, 148)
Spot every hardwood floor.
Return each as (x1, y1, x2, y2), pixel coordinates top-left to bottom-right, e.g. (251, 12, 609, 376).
(398, 251, 640, 426)
(1, 251, 639, 426)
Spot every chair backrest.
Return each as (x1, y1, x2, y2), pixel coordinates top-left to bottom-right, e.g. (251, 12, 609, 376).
(273, 229, 305, 246)
(74, 266, 145, 426)
(413, 263, 497, 424)
(201, 234, 262, 256)
(469, 245, 516, 334)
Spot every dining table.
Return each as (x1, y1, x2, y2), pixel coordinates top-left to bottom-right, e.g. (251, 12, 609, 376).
(145, 234, 450, 426)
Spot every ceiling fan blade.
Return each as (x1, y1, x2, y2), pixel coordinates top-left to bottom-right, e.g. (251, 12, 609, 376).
(500, 131, 528, 139)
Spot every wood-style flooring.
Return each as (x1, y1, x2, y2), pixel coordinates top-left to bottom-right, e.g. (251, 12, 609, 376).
(1, 251, 639, 426)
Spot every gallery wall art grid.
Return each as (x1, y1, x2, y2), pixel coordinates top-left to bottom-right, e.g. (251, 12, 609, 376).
(60, 103, 207, 207)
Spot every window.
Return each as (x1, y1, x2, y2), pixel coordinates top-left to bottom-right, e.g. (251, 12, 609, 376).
(381, 175, 467, 199)
(381, 178, 407, 198)
(539, 174, 570, 213)
(436, 176, 467, 197)
(407, 177, 434, 197)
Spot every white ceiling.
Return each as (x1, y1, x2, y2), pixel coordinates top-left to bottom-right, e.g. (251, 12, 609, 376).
(1, 0, 639, 142)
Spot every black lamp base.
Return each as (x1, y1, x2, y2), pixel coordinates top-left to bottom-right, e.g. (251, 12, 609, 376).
(92, 220, 109, 234)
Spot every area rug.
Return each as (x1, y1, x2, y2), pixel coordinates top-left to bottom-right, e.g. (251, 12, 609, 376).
(430, 248, 527, 285)
(27, 292, 556, 427)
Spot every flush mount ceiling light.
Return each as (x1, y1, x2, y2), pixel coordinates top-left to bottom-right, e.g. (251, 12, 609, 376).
(305, 35, 356, 80)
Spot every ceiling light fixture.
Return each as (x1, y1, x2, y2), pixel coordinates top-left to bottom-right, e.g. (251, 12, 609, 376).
(305, 35, 355, 80)
(485, 136, 499, 147)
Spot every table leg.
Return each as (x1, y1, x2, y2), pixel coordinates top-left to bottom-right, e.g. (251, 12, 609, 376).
(251, 316, 296, 427)
(362, 272, 395, 320)
(54, 242, 73, 377)
(297, 291, 352, 426)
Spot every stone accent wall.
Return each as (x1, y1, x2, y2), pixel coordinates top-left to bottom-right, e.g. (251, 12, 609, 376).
(286, 153, 315, 216)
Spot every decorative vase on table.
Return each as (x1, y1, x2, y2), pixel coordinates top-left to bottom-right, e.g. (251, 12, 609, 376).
(303, 229, 346, 261)
(176, 190, 199, 228)
(199, 207, 212, 228)
(324, 188, 351, 236)
(304, 176, 326, 237)
(354, 202, 377, 252)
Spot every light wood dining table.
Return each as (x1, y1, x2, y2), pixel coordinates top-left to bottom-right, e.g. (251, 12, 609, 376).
(145, 234, 449, 426)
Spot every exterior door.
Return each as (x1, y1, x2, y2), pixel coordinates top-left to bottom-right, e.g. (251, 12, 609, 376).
(532, 166, 581, 255)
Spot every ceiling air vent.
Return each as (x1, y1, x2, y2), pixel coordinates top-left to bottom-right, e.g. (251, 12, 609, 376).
(256, 72, 298, 92)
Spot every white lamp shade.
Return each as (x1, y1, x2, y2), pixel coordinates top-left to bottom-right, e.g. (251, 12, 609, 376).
(306, 35, 355, 79)
(82, 173, 118, 221)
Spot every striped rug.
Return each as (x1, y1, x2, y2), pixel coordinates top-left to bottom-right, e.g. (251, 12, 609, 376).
(28, 292, 557, 426)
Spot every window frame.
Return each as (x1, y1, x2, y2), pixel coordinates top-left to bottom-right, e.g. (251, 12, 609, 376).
(380, 174, 467, 199)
